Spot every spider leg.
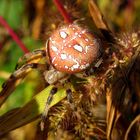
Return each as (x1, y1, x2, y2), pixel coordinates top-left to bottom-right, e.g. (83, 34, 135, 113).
(13, 63, 47, 78)
(66, 88, 77, 112)
(66, 88, 73, 104)
(40, 77, 74, 131)
(40, 87, 57, 131)
(15, 48, 47, 70)
(0, 63, 48, 107)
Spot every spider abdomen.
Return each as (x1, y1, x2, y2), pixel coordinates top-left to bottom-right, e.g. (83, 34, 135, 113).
(47, 24, 100, 73)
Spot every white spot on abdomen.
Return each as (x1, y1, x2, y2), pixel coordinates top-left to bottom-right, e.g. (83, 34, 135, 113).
(73, 44, 83, 52)
(60, 31, 67, 39)
(52, 57, 56, 63)
(70, 59, 80, 70)
(60, 53, 67, 60)
(80, 63, 89, 70)
(85, 46, 90, 53)
(68, 55, 73, 60)
(64, 65, 69, 69)
(72, 63, 79, 69)
(51, 46, 58, 52)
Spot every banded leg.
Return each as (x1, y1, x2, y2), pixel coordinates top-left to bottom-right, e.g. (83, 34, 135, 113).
(66, 89, 73, 104)
(66, 88, 76, 111)
(15, 49, 47, 70)
(40, 87, 57, 131)
(0, 63, 48, 107)
(40, 87, 74, 130)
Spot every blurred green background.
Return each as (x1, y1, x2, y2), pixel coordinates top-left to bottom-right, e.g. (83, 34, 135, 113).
(0, 0, 140, 139)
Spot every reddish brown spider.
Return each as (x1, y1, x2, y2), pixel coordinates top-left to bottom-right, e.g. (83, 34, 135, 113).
(0, 23, 102, 130)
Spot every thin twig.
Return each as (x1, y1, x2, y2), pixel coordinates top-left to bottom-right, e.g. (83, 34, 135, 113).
(124, 115, 140, 140)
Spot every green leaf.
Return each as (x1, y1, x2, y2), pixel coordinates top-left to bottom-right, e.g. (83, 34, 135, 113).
(0, 0, 24, 29)
(0, 85, 66, 136)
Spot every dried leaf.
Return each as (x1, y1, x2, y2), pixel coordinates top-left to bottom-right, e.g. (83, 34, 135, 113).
(0, 85, 66, 136)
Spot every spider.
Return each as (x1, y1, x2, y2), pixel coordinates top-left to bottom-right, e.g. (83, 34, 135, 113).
(0, 23, 102, 130)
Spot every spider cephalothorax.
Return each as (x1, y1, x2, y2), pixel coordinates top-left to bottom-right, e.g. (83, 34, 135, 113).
(0, 23, 102, 130)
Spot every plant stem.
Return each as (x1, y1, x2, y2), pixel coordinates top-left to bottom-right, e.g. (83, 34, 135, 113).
(0, 16, 29, 53)
(0, 42, 2, 50)
(53, 0, 73, 23)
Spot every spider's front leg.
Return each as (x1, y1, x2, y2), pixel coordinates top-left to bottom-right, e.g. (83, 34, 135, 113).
(40, 86, 57, 130)
(40, 87, 73, 131)
(0, 48, 48, 106)
(15, 48, 47, 70)
(0, 63, 48, 107)
(40, 69, 73, 130)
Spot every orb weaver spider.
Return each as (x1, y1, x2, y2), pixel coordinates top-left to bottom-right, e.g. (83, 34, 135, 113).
(0, 23, 102, 130)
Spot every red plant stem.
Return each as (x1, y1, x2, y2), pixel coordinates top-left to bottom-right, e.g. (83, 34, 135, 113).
(0, 16, 29, 53)
(0, 42, 2, 50)
(53, 0, 73, 23)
